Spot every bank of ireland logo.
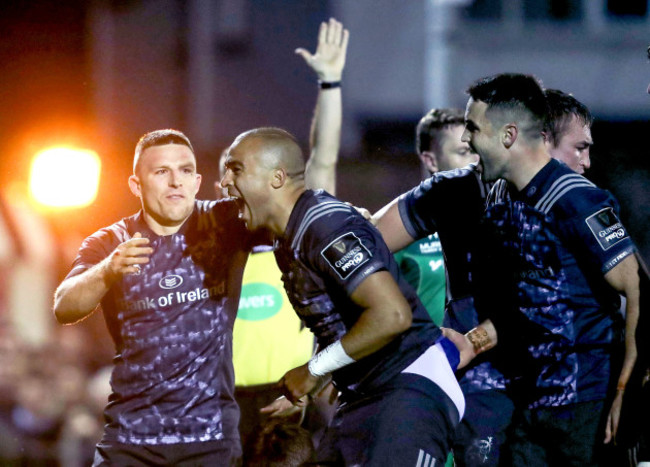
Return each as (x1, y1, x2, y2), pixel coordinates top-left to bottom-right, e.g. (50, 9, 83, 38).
(237, 283, 283, 321)
(159, 274, 183, 289)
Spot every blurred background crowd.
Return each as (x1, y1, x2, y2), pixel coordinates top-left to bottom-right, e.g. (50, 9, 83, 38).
(0, 1, 648, 464)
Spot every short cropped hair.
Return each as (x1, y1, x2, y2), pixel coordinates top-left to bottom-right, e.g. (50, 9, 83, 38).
(133, 129, 194, 174)
(232, 127, 300, 149)
(416, 108, 465, 155)
(543, 89, 593, 146)
(466, 73, 549, 140)
(230, 127, 305, 177)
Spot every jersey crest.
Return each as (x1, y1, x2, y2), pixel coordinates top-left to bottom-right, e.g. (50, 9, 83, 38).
(585, 207, 628, 251)
(320, 232, 372, 280)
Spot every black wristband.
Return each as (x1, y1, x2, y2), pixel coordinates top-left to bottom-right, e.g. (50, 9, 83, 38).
(319, 80, 341, 89)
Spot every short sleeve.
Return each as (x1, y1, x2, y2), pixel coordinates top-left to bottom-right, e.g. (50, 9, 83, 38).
(67, 227, 124, 279)
(398, 166, 484, 240)
(556, 190, 636, 274)
(398, 178, 441, 239)
(305, 218, 390, 297)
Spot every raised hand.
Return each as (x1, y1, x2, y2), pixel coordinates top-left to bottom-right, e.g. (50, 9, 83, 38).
(295, 17, 349, 82)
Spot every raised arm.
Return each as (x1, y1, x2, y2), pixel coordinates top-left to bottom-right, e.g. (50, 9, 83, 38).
(297, 18, 348, 195)
(602, 253, 640, 443)
(54, 233, 152, 324)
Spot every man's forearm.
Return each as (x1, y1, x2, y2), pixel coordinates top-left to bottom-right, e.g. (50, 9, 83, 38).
(616, 294, 640, 392)
(54, 258, 114, 324)
(605, 254, 641, 391)
(306, 271, 412, 380)
(299, 18, 347, 195)
(305, 85, 341, 194)
(340, 271, 412, 360)
(373, 199, 416, 252)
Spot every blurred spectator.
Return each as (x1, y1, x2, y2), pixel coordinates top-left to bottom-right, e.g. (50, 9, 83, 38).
(0, 322, 110, 466)
(59, 365, 111, 467)
(0, 329, 27, 464)
(10, 348, 67, 465)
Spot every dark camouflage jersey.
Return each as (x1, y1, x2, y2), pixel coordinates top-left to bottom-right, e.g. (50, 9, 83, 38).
(67, 199, 250, 446)
(480, 159, 635, 408)
(398, 164, 507, 394)
(274, 190, 443, 396)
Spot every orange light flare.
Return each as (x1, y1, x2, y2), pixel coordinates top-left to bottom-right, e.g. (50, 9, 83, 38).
(29, 147, 101, 210)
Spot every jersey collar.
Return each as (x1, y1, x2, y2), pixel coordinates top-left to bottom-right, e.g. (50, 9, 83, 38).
(513, 159, 562, 204)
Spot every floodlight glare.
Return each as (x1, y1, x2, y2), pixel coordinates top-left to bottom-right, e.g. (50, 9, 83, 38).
(30, 147, 101, 208)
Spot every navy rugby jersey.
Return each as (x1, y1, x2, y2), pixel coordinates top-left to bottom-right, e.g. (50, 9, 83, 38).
(480, 159, 636, 409)
(66, 199, 250, 446)
(398, 165, 507, 394)
(398, 164, 489, 301)
(274, 190, 442, 395)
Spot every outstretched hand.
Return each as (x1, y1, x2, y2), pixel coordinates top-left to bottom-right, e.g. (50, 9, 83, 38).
(296, 17, 349, 82)
(260, 395, 305, 418)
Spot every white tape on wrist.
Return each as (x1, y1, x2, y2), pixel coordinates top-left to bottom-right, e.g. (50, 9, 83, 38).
(307, 340, 355, 377)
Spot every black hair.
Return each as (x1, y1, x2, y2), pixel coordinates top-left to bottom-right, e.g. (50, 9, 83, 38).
(466, 73, 549, 140)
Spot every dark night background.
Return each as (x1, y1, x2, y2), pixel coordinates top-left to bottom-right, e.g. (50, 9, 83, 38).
(0, 1, 647, 464)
